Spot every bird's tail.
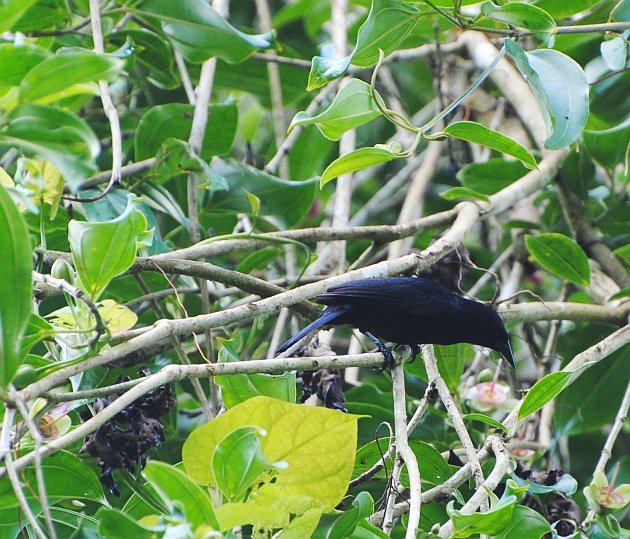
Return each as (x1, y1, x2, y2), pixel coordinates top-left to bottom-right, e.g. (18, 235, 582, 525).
(274, 305, 350, 356)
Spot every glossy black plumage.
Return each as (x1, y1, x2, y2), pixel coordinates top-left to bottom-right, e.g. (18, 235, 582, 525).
(275, 277, 514, 367)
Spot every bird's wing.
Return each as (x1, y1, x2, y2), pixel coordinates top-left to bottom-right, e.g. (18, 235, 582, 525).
(317, 278, 462, 316)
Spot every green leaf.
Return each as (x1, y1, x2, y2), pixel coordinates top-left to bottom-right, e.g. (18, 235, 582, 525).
(0, 43, 50, 87)
(307, 0, 426, 88)
(609, 288, 630, 301)
(0, 104, 99, 190)
(525, 233, 591, 285)
(143, 460, 220, 530)
(236, 247, 283, 274)
(440, 187, 490, 202)
(457, 159, 528, 194)
(19, 50, 124, 103)
(493, 505, 552, 539)
(69, 194, 149, 299)
(135, 101, 237, 161)
(20, 313, 55, 356)
(480, 2, 556, 45)
(151, 138, 228, 190)
(351, 0, 426, 68)
(214, 338, 296, 407)
(442, 121, 538, 169)
(312, 492, 375, 539)
(307, 55, 353, 91)
(505, 40, 589, 150)
(462, 413, 508, 433)
(584, 117, 630, 170)
(0, 185, 32, 389)
(212, 426, 287, 502)
(434, 343, 474, 394)
(601, 36, 627, 71)
(139, 0, 276, 64)
(0, 0, 37, 32)
(289, 79, 382, 140)
(183, 396, 360, 512)
(0, 450, 105, 539)
(206, 158, 318, 225)
(518, 371, 572, 420)
(353, 439, 452, 486)
(96, 508, 164, 538)
(447, 492, 517, 538)
(320, 144, 403, 187)
(111, 29, 179, 90)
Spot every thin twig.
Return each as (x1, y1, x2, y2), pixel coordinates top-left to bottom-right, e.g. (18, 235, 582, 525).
(423, 345, 485, 490)
(10, 389, 57, 539)
(390, 362, 422, 538)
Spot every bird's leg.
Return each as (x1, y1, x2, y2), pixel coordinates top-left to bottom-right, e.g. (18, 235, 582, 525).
(363, 331, 395, 370)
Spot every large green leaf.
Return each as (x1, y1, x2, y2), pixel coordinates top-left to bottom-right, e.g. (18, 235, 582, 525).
(0, 43, 50, 88)
(0, 104, 99, 190)
(0, 185, 32, 389)
(307, 0, 427, 89)
(0, 450, 105, 538)
(494, 505, 552, 539)
(525, 233, 591, 285)
(69, 194, 150, 299)
(139, 0, 276, 64)
(0, 0, 37, 32)
(289, 79, 382, 141)
(134, 101, 237, 161)
(480, 2, 556, 44)
(442, 121, 537, 169)
(19, 50, 124, 103)
(183, 396, 360, 512)
(143, 460, 219, 530)
(506, 40, 589, 150)
(206, 158, 318, 225)
(351, 0, 426, 67)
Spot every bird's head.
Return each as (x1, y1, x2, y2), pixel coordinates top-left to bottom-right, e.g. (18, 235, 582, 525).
(468, 303, 515, 368)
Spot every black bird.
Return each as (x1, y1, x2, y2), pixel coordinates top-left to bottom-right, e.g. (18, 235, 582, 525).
(275, 277, 514, 368)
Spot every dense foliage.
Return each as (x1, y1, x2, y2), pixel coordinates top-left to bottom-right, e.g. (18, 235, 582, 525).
(0, 0, 628, 538)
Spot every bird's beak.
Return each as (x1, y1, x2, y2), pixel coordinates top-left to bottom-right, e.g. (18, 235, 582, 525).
(496, 339, 515, 368)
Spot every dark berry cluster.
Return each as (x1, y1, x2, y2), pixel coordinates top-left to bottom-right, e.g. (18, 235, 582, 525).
(81, 369, 176, 496)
